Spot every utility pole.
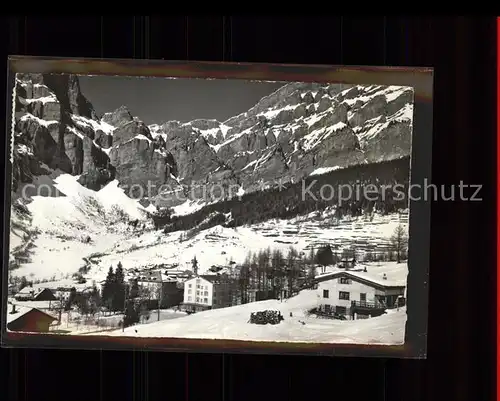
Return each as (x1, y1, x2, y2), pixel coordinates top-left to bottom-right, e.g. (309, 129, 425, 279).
(158, 283, 163, 321)
(157, 281, 163, 322)
(58, 293, 63, 325)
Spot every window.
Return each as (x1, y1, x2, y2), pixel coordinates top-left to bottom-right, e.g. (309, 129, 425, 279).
(204, 291, 208, 296)
(188, 284, 192, 288)
(323, 289, 329, 298)
(339, 291, 350, 300)
(196, 291, 200, 296)
(188, 296, 192, 301)
(197, 285, 200, 289)
(188, 289, 192, 294)
(360, 293, 366, 302)
(338, 277, 351, 284)
(204, 298, 208, 303)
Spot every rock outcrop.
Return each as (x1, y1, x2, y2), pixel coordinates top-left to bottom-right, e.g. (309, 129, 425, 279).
(12, 73, 116, 192)
(12, 74, 414, 208)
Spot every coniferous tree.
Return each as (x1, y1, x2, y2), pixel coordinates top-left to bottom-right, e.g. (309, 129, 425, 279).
(102, 266, 115, 310)
(64, 287, 77, 311)
(316, 245, 334, 273)
(89, 286, 100, 316)
(308, 247, 316, 265)
(75, 293, 90, 315)
(286, 247, 299, 297)
(129, 279, 140, 299)
(123, 300, 140, 327)
(238, 264, 250, 304)
(191, 256, 199, 275)
(307, 264, 317, 286)
(390, 224, 409, 263)
(113, 262, 126, 312)
(19, 276, 28, 291)
(271, 249, 286, 297)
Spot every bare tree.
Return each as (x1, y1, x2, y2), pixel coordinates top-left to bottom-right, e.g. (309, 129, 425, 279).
(390, 224, 408, 263)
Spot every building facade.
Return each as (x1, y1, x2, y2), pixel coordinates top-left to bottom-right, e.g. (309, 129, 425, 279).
(183, 276, 214, 312)
(182, 274, 234, 312)
(14, 287, 57, 302)
(6, 304, 57, 332)
(316, 271, 405, 319)
(135, 271, 184, 309)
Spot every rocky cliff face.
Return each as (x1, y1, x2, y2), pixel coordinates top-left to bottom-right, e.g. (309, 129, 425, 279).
(13, 73, 115, 192)
(12, 74, 413, 209)
(11, 73, 175, 197)
(147, 82, 414, 205)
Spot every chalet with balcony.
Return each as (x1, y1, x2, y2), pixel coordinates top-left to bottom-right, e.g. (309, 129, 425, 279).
(315, 269, 406, 319)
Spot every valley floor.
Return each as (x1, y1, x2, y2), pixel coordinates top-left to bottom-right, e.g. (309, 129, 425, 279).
(9, 175, 408, 284)
(95, 290, 406, 345)
(7, 174, 408, 345)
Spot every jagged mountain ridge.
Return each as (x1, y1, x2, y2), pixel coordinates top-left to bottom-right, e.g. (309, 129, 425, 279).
(145, 81, 414, 206)
(11, 74, 414, 208)
(12, 73, 176, 198)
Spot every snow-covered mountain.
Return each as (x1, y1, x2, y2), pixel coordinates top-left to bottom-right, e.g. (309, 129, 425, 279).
(11, 74, 413, 209)
(8, 73, 411, 294)
(146, 82, 413, 206)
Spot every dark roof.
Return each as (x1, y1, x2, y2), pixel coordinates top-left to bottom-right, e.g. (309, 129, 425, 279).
(6, 306, 57, 325)
(199, 274, 229, 284)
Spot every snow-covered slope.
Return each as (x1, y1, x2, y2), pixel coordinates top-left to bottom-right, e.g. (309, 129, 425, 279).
(67, 209, 408, 285)
(9, 174, 408, 284)
(9, 174, 149, 280)
(101, 288, 406, 345)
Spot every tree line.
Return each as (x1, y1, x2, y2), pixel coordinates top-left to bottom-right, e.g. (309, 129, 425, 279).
(200, 224, 409, 306)
(153, 156, 410, 234)
(64, 261, 154, 328)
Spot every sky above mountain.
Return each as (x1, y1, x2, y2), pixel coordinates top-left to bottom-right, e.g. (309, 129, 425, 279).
(79, 75, 284, 125)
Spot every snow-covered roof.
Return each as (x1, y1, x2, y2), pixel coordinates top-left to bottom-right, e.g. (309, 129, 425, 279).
(315, 262, 407, 288)
(17, 286, 39, 295)
(11, 300, 56, 310)
(18, 280, 91, 293)
(185, 275, 215, 285)
(6, 305, 32, 324)
(5, 305, 57, 325)
(15, 287, 52, 298)
(137, 270, 162, 282)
